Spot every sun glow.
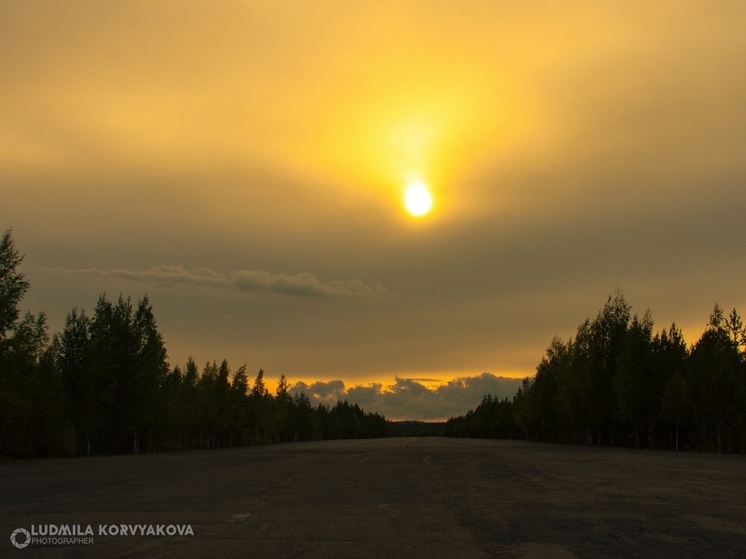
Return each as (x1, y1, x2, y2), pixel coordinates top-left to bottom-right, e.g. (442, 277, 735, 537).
(404, 182, 433, 216)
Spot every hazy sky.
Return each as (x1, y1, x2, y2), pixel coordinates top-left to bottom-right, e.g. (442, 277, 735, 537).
(2, 1, 745, 413)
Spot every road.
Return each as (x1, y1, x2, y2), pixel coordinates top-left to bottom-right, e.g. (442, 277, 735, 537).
(1, 438, 745, 558)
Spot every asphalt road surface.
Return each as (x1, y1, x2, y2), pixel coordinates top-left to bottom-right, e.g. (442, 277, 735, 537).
(1, 438, 745, 558)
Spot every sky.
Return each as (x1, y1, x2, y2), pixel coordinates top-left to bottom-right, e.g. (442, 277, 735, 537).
(2, 1, 746, 419)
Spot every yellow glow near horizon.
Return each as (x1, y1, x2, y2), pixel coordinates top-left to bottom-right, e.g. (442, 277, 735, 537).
(404, 182, 433, 216)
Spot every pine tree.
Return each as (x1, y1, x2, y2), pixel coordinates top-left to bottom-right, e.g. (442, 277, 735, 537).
(250, 369, 272, 443)
(275, 374, 290, 441)
(0, 230, 29, 338)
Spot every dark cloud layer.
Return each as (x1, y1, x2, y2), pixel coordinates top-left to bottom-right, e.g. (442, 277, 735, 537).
(290, 374, 523, 421)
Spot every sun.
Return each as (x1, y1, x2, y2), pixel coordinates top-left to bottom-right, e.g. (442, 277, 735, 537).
(404, 182, 433, 216)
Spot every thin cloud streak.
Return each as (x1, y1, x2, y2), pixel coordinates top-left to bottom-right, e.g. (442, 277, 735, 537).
(44, 266, 390, 301)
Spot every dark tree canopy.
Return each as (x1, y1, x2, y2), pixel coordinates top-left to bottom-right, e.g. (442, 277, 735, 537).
(1, 231, 744, 458)
(0, 230, 30, 337)
(448, 294, 746, 453)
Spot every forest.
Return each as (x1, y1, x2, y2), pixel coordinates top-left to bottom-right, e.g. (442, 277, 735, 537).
(0, 231, 391, 458)
(445, 292, 746, 453)
(2, 229, 745, 458)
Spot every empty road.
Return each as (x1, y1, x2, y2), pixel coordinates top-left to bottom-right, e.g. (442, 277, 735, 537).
(1, 438, 745, 558)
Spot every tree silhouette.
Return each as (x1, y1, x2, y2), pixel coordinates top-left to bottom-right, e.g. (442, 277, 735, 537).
(449, 294, 746, 453)
(2, 231, 745, 457)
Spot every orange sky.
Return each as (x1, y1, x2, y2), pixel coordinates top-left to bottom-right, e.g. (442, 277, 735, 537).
(2, 1, 746, 402)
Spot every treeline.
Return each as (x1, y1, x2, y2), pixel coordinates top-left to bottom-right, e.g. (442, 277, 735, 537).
(5, 228, 745, 457)
(388, 421, 445, 437)
(0, 231, 388, 458)
(446, 292, 746, 453)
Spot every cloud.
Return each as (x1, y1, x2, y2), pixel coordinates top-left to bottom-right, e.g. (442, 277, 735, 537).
(289, 373, 524, 421)
(43, 266, 390, 301)
(232, 270, 389, 300)
(292, 379, 347, 401)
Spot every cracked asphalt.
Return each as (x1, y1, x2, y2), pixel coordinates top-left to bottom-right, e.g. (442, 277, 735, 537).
(1, 438, 745, 558)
